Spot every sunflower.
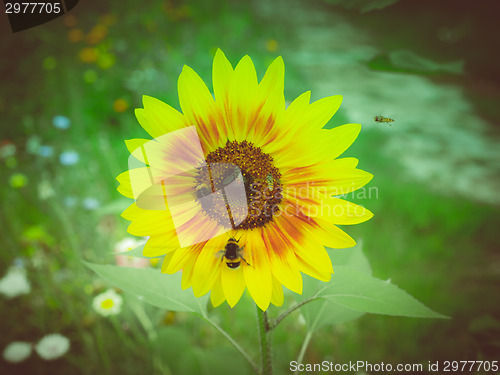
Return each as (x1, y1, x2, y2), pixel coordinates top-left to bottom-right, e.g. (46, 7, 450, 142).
(117, 49, 373, 311)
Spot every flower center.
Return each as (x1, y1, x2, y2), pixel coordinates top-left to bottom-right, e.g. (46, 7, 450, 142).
(199, 140, 283, 229)
(101, 299, 114, 309)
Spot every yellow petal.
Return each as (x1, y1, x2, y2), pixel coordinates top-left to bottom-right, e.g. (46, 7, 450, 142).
(270, 136, 322, 170)
(292, 235, 334, 275)
(127, 209, 174, 236)
(309, 219, 357, 249)
(192, 237, 226, 297)
(180, 251, 199, 290)
(210, 277, 226, 307)
(316, 196, 374, 225)
(125, 138, 150, 155)
(212, 49, 235, 141)
(264, 225, 303, 294)
(212, 49, 233, 104)
(268, 249, 303, 294)
(281, 191, 373, 227)
(266, 95, 343, 164)
(261, 91, 310, 156)
(126, 138, 163, 170)
(165, 245, 200, 274)
(263, 214, 326, 279)
(259, 56, 285, 98)
(121, 202, 141, 221)
(296, 255, 332, 282)
(302, 95, 343, 134)
(274, 90, 310, 146)
(160, 251, 175, 272)
(143, 233, 179, 257)
(116, 170, 135, 199)
(328, 157, 359, 169)
(270, 277, 284, 307)
(284, 91, 311, 132)
(178, 65, 223, 150)
(119, 168, 157, 202)
(322, 123, 361, 160)
(221, 266, 246, 308)
(280, 158, 359, 189)
(253, 56, 286, 146)
(228, 55, 259, 140)
(243, 232, 272, 311)
(284, 168, 373, 198)
(135, 95, 187, 138)
(275, 125, 360, 170)
(326, 169, 373, 196)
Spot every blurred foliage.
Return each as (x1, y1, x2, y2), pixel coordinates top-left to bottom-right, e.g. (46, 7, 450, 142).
(369, 50, 464, 75)
(321, 0, 400, 12)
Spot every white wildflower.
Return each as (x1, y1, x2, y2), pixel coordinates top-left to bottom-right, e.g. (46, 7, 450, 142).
(0, 267, 31, 298)
(114, 237, 147, 253)
(35, 334, 70, 360)
(3, 342, 32, 363)
(92, 289, 123, 317)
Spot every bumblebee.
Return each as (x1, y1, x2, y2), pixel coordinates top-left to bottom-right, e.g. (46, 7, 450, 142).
(218, 237, 251, 269)
(374, 115, 395, 124)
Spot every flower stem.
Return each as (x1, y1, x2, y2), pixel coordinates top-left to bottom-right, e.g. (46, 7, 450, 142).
(270, 297, 321, 330)
(293, 331, 313, 375)
(257, 306, 273, 375)
(129, 302, 171, 374)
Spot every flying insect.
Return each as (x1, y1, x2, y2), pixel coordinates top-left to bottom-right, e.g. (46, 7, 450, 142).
(374, 115, 395, 125)
(218, 237, 251, 269)
(266, 173, 274, 191)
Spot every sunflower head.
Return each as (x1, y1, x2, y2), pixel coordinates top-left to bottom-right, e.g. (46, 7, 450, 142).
(117, 49, 373, 311)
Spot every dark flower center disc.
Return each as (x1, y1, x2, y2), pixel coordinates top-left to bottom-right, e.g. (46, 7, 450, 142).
(196, 140, 283, 229)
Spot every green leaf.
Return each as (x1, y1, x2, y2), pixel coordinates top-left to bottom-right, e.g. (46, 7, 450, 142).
(297, 273, 365, 332)
(318, 266, 447, 318)
(294, 245, 445, 331)
(84, 262, 208, 315)
(95, 198, 132, 216)
(293, 243, 370, 330)
(297, 242, 370, 303)
(115, 243, 147, 258)
(115, 243, 166, 259)
(327, 240, 372, 275)
(301, 298, 365, 332)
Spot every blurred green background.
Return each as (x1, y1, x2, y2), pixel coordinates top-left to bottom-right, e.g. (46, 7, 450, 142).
(1, 0, 499, 373)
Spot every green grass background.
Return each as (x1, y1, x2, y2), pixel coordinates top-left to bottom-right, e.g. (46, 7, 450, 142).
(1, 0, 499, 373)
